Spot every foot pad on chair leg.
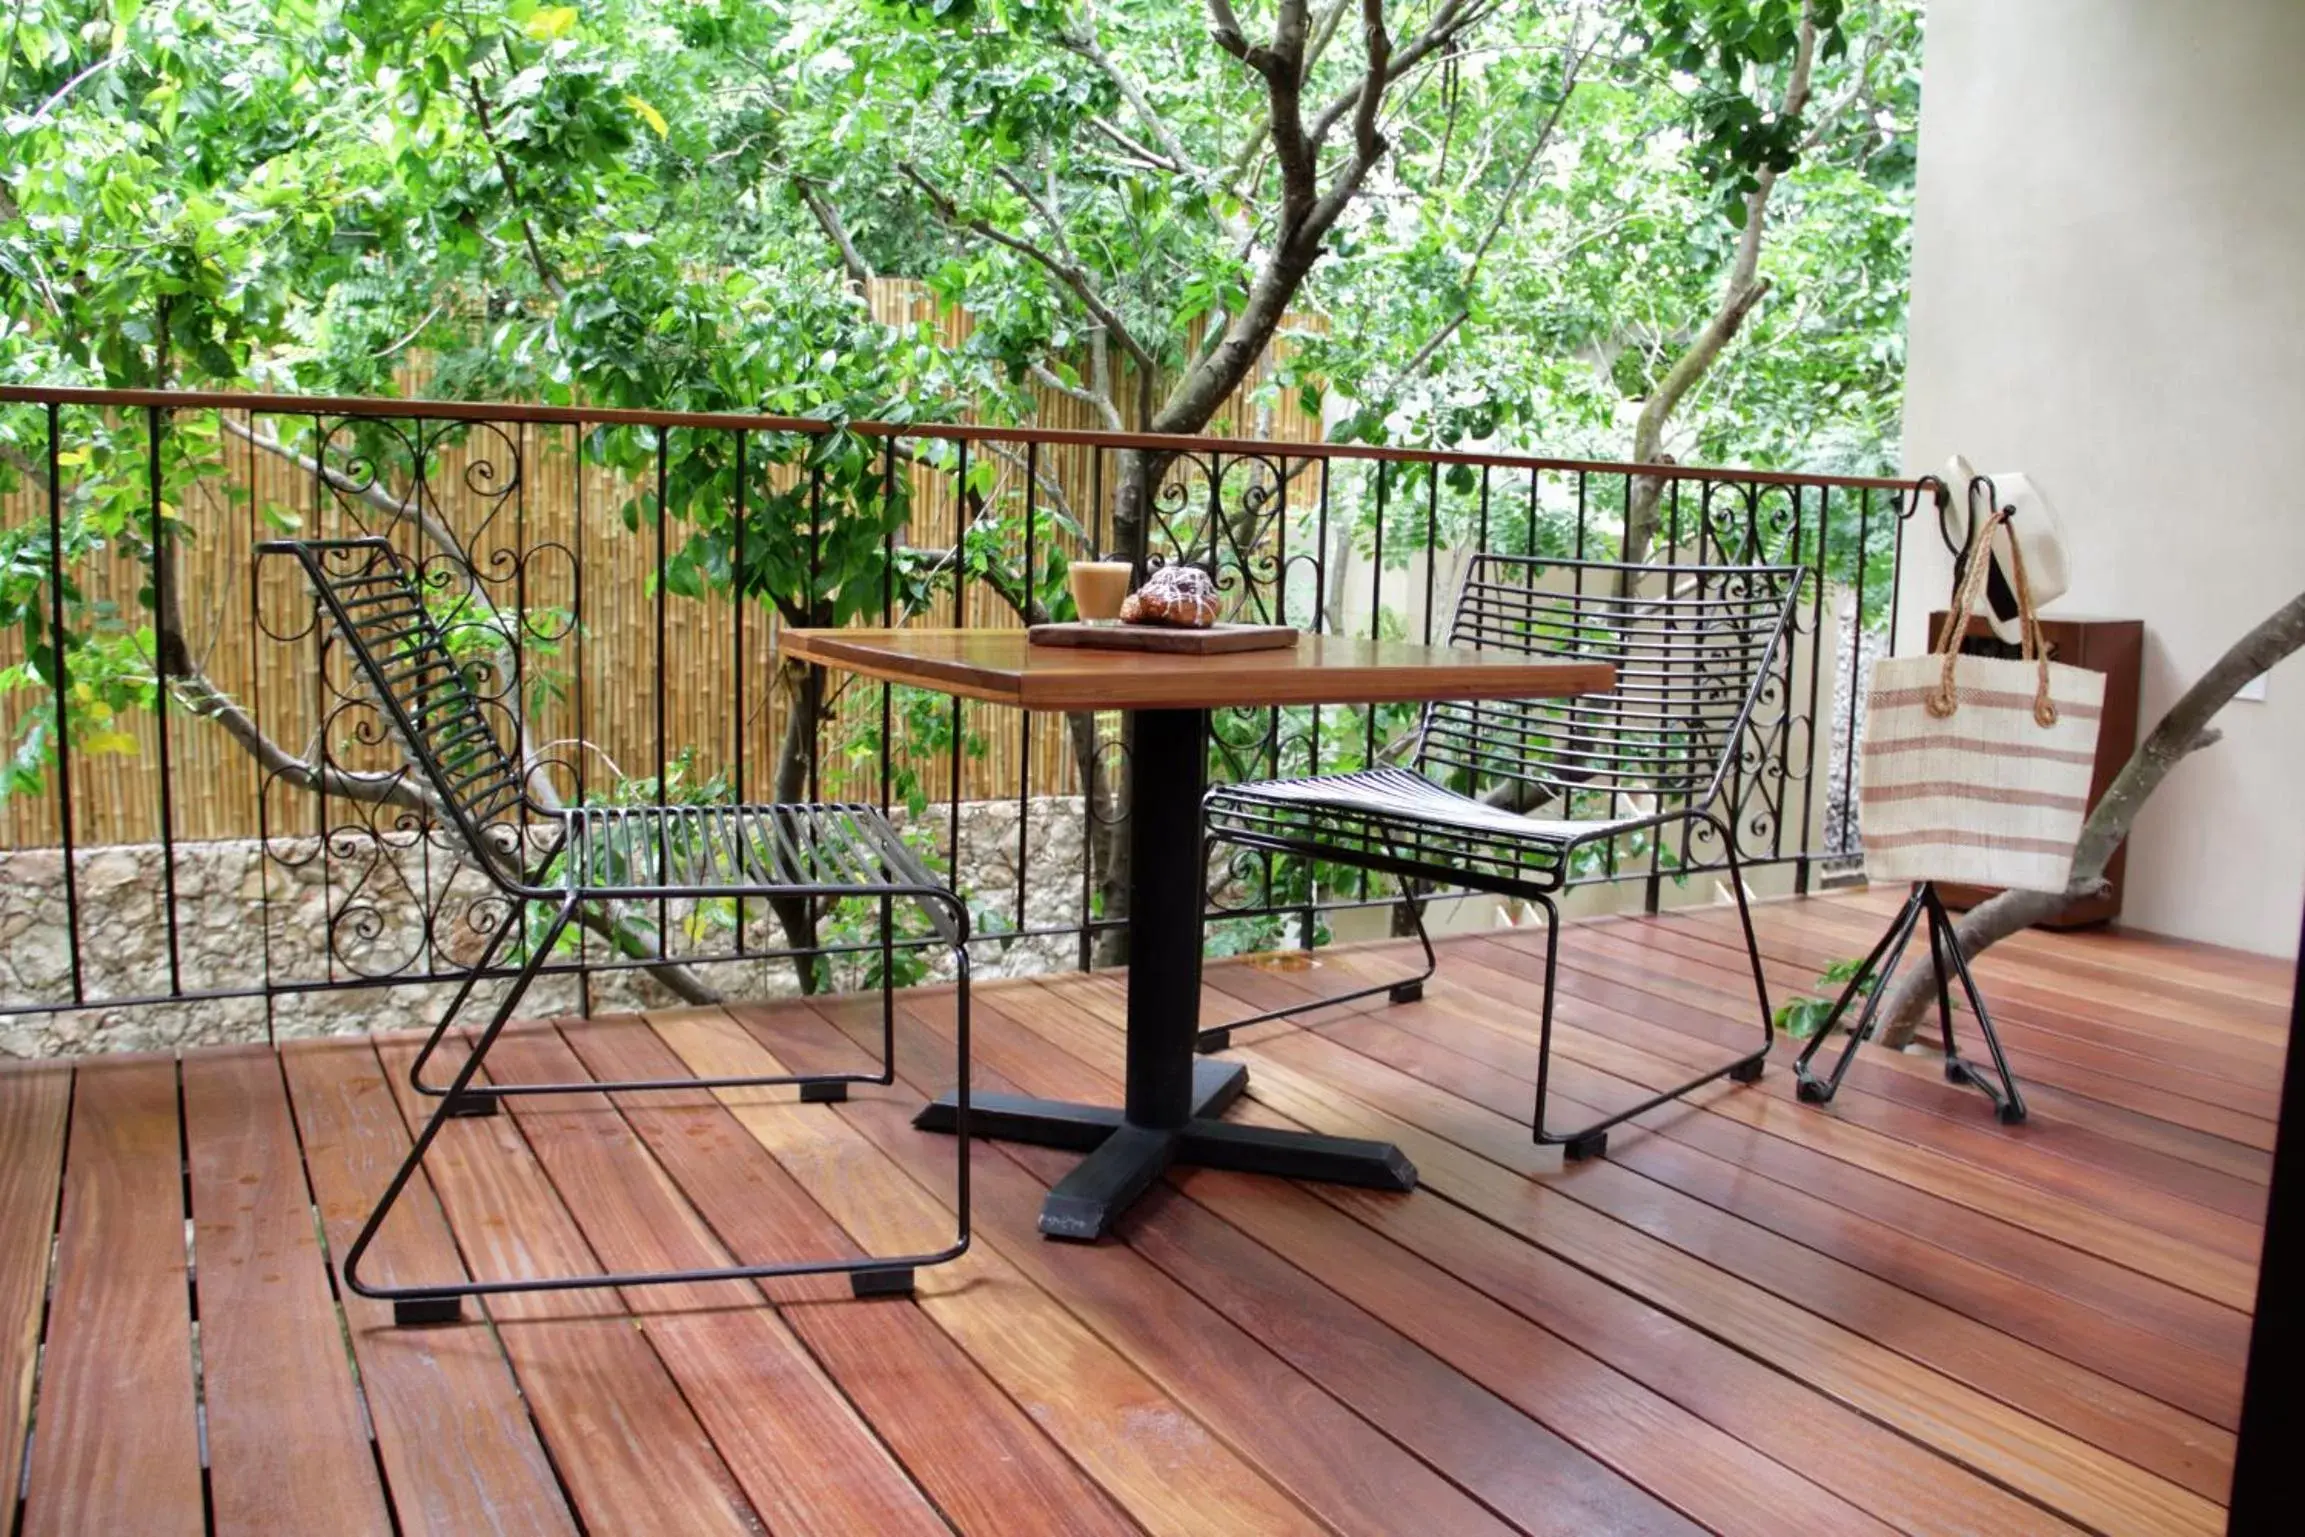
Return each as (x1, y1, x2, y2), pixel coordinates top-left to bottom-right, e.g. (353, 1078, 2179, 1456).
(1564, 1131, 1609, 1161)
(1728, 1057, 1765, 1084)
(1388, 979, 1424, 1004)
(799, 1081, 848, 1104)
(445, 1090, 499, 1119)
(1196, 1027, 1232, 1055)
(851, 1267, 913, 1299)
(393, 1296, 463, 1327)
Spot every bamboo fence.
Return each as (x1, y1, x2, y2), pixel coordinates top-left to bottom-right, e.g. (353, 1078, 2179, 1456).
(1, 281, 1325, 850)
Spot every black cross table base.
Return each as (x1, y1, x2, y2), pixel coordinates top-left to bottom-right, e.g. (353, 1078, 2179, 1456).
(913, 707, 1419, 1240)
(915, 1057, 1416, 1239)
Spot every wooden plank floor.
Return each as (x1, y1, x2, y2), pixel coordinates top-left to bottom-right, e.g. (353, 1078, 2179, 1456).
(2, 892, 2286, 1537)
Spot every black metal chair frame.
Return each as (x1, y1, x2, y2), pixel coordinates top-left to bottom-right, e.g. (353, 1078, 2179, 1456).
(263, 537, 972, 1323)
(1200, 554, 1802, 1160)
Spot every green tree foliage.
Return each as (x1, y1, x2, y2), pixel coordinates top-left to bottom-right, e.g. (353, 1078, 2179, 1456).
(2, 0, 1923, 973)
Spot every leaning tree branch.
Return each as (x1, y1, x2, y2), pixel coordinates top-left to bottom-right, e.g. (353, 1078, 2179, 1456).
(465, 79, 568, 303)
(1874, 587, 2305, 1046)
(205, 423, 721, 1002)
(796, 178, 873, 288)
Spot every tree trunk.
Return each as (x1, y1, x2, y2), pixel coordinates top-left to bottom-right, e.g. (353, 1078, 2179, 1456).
(1617, 10, 1816, 588)
(1875, 588, 2305, 1045)
(768, 654, 825, 992)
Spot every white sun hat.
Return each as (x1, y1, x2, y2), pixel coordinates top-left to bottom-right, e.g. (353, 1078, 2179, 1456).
(1947, 456, 2071, 644)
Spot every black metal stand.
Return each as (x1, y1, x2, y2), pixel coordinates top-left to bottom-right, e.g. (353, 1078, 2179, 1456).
(1793, 881, 2026, 1123)
(915, 709, 1417, 1241)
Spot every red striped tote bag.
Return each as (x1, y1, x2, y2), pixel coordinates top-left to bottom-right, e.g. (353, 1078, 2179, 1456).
(1860, 509, 2104, 893)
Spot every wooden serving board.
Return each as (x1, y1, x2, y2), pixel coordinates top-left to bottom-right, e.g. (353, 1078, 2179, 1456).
(1027, 622, 1300, 654)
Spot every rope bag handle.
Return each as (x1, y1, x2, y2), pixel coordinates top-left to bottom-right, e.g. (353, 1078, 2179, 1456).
(1926, 506, 2058, 727)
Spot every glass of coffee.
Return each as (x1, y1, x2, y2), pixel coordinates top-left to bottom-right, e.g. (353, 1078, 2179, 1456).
(1067, 560, 1133, 625)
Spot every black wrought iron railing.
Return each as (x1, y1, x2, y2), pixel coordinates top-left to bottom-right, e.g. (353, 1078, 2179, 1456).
(0, 385, 1925, 1043)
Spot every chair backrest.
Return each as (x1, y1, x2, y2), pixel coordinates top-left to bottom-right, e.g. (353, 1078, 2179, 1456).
(1416, 555, 1803, 815)
(262, 537, 530, 862)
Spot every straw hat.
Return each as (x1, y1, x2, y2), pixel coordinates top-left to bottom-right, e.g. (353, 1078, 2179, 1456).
(1948, 456, 2071, 644)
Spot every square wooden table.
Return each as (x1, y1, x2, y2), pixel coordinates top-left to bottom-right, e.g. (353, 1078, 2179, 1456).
(780, 627, 1616, 1239)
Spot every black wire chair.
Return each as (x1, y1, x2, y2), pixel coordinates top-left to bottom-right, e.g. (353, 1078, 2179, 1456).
(263, 537, 971, 1323)
(1201, 554, 1802, 1159)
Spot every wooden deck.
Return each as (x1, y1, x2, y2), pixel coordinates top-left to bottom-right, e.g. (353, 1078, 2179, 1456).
(0, 891, 2287, 1536)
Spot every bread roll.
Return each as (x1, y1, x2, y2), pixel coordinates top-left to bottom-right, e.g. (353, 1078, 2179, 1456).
(1119, 564, 1222, 628)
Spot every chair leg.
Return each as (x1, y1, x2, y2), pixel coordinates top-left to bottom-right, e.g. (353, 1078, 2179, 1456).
(405, 904, 523, 1117)
(348, 893, 974, 1324)
(1721, 825, 1774, 1085)
(344, 897, 571, 1325)
(407, 896, 897, 1103)
(1194, 840, 1441, 1054)
(1533, 816, 1776, 1160)
(1525, 896, 1604, 1157)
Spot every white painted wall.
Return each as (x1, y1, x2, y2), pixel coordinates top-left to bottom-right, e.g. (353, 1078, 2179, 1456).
(1901, 0, 2305, 955)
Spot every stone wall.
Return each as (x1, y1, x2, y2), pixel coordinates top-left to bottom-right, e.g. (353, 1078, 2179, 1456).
(0, 796, 1087, 1059)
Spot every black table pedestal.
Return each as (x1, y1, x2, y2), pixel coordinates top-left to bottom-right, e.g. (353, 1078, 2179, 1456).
(913, 706, 1417, 1240)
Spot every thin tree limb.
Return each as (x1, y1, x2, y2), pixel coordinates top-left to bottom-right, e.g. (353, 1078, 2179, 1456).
(1391, 31, 1592, 385)
(900, 161, 1157, 375)
(1062, 9, 1201, 177)
(797, 178, 872, 288)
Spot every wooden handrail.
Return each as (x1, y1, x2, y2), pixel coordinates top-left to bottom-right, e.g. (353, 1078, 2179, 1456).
(0, 383, 1923, 493)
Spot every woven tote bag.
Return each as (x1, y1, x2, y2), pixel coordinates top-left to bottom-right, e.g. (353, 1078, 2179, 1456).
(1860, 508, 2104, 893)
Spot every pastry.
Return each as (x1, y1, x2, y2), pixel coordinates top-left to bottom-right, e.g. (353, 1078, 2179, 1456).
(1119, 564, 1222, 628)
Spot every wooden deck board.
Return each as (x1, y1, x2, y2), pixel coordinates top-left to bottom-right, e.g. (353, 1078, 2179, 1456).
(19, 1057, 203, 1537)
(1008, 968, 2097, 1536)
(484, 1025, 955, 1537)
(0, 1064, 69, 1537)
(182, 1047, 394, 1535)
(280, 1038, 579, 1537)
(655, 1007, 1328, 1537)
(569, 1015, 1141, 1537)
(787, 990, 1684, 1537)
(372, 1035, 763, 1536)
(6, 893, 2282, 1536)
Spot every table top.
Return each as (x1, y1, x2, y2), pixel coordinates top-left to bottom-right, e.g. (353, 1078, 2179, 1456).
(779, 628, 1615, 712)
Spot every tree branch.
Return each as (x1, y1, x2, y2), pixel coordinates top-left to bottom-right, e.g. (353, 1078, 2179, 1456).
(1062, 10, 1201, 178)
(1030, 357, 1125, 431)
(900, 161, 1157, 375)
(1305, 0, 1490, 151)
(796, 178, 872, 288)
(1622, 3, 1818, 574)
(1391, 31, 1593, 385)
(1084, 115, 1181, 173)
(465, 79, 568, 303)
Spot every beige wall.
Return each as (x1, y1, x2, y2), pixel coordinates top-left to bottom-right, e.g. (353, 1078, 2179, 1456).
(1901, 0, 2305, 955)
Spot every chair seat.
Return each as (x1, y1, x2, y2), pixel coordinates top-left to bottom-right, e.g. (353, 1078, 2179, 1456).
(1204, 767, 1658, 895)
(556, 802, 944, 903)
